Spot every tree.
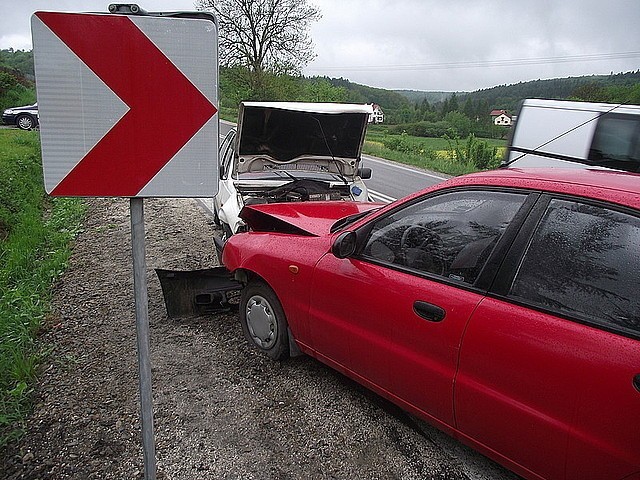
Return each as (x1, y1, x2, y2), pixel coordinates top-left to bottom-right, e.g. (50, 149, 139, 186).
(444, 111, 472, 137)
(462, 97, 475, 119)
(301, 79, 348, 102)
(0, 49, 34, 77)
(197, 0, 320, 96)
(570, 83, 607, 102)
(441, 93, 459, 116)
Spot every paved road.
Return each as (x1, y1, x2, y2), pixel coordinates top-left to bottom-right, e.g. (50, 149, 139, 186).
(220, 119, 234, 137)
(363, 153, 448, 202)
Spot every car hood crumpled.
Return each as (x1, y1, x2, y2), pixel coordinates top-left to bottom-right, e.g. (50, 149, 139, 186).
(235, 102, 372, 178)
(239, 201, 381, 236)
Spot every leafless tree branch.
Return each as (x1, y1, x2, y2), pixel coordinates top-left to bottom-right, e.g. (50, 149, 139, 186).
(196, 0, 320, 75)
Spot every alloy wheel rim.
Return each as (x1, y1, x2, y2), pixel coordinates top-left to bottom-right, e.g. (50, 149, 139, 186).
(18, 117, 32, 129)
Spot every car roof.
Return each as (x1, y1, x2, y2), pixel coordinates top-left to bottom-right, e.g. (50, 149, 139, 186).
(435, 168, 640, 209)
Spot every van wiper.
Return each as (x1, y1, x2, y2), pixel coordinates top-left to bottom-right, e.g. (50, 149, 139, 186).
(586, 155, 640, 172)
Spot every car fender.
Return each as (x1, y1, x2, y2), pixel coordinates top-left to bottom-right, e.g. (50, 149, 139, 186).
(223, 232, 334, 347)
(219, 195, 243, 233)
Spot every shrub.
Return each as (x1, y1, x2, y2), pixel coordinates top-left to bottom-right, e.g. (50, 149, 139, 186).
(445, 134, 501, 170)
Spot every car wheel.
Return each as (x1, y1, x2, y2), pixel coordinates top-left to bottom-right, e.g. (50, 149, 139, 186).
(213, 205, 221, 226)
(16, 114, 35, 130)
(239, 280, 289, 360)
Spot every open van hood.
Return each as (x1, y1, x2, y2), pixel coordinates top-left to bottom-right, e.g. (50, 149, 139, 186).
(236, 102, 372, 178)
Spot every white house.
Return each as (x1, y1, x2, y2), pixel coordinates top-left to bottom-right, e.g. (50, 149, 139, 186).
(368, 103, 384, 124)
(490, 109, 513, 126)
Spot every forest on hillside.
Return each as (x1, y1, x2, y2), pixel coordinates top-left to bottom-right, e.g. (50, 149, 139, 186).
(0, 49, 36, 112)
(458, 71, 640, 111)
(0, 49, 34, 78)
(2, 48, 639, 140)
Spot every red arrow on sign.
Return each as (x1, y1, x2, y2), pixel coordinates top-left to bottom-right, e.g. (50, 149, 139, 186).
(36, 12, 217, 196)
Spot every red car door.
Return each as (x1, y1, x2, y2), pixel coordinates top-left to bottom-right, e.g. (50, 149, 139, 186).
(308, 189, 529, 428)
(310, 254, 481, 427)
(455, 196, 640, 480)
(456, 299, 579, 480)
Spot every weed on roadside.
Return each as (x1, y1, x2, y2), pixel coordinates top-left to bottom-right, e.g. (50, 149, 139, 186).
(0, 130, 86, 446)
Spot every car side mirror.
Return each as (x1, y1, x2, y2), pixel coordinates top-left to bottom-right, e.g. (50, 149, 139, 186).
(357, 167, 372, 179)
(332, 231, 357, 259)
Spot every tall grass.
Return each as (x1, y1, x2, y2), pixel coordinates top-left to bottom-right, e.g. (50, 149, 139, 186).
(363, 130, 506, 176)
(0, 130, 85, 446)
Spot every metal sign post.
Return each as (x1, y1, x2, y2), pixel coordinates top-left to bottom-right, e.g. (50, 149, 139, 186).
(130, 197, 156, 480)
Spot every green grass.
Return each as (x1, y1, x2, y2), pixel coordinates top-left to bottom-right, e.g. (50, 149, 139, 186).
(0, 130, 85, 446)
(366, 130, 506, 151)
(363, 140, 477, 176)
(218, 106, 239, 122)
(363, 130, 507, 176)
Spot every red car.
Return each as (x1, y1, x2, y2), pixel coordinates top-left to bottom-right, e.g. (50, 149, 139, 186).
(221, 168, 640, 480)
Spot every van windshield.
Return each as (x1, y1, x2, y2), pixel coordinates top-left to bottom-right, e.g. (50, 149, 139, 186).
(588, 113, 640, 173)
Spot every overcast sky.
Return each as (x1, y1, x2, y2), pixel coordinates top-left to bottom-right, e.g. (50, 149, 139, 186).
(2, 0, 639, 92)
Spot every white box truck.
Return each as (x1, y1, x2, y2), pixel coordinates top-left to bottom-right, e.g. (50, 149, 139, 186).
(503, 99, 640, 173)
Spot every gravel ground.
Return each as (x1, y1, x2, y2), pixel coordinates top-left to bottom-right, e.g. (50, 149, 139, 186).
(1, 197, 518, 479)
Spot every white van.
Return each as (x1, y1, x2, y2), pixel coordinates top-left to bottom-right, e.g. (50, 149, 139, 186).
(503, 99, 640, 173)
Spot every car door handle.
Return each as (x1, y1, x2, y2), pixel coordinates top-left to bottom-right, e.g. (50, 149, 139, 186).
(633, 374, 640, 393)
(413, 301, 445, 322)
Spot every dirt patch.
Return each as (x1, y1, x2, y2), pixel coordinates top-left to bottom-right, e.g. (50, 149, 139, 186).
(1, 197, 517, 479)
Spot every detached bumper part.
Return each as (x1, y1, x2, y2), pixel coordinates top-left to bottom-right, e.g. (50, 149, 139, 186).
(156, 267, 242, 318)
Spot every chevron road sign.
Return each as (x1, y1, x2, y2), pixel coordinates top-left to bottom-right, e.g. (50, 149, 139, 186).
(32, 11, 219, 197)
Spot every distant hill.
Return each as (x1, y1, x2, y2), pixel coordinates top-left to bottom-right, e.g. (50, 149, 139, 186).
(394, 90, 455, 104)
(329, 70, 640, 133)
(460, 71, 640, 112)
(325, 77, 411, 110)
(4, 45, 637, 124)
(393, 71, 640, 112)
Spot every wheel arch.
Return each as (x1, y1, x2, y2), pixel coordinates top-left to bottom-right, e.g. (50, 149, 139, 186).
(219, 197, 243, 234)
(234, 268, 304, 357)
(233, 268, 266, 288)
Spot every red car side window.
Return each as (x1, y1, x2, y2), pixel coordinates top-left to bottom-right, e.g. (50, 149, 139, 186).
(361, 190, 526, 285)
(510, 199, 640, 336)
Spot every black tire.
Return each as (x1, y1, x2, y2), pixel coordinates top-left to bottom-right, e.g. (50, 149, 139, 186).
(213, 205, 221, 226)
(239, 280, 289, 360)
(16, 114, 35, 130)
